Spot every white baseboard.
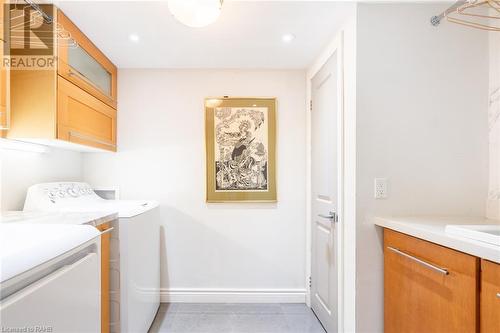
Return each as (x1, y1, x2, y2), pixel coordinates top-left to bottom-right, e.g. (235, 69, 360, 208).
(160, 288, 307, 303)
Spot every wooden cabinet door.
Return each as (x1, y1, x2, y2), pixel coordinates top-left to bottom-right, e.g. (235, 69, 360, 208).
(57, 10, 117, 109)
(384, 229, 479, 333)
(57, 76, 116, 151)
(96, 222, 112, 333)
(0, 61, 7, 129)
(481, 259, 500, 333)
(0, 0, 8, 130)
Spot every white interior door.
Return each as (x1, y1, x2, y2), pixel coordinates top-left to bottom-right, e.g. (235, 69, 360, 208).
(310, 51, 339, 333)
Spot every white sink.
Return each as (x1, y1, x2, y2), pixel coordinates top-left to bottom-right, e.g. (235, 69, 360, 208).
(445, 224, 500, 246)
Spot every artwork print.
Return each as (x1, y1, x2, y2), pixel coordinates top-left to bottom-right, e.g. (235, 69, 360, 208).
(214, 107, 268, 191)
(206, 97, 276, 202)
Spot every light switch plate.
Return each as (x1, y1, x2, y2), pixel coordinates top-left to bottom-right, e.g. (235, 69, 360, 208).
(374, 178, 388, 199)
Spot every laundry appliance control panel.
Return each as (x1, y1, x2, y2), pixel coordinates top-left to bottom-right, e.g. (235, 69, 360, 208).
(24, 182, 102, 210)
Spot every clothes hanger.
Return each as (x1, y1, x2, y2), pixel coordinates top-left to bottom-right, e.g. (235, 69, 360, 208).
(446, 0, 500, 31)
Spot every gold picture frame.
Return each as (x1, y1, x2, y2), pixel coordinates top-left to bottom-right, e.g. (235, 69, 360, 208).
(205, 97, 277, 203)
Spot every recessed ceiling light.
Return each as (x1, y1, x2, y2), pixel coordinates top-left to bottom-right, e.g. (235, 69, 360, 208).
(282, 33, 295, 43)
(129, 34, 140, 42)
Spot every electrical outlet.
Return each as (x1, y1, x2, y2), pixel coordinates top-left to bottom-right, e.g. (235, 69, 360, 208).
(374, 178, 388, 199)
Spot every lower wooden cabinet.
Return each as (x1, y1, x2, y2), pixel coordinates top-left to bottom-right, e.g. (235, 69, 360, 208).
(480, 259, 500, 333)
(384, 229, 479, 333)
(96, 222, 111, 333)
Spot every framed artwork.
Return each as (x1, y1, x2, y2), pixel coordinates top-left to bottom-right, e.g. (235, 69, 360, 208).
(205, 97, 277, 202)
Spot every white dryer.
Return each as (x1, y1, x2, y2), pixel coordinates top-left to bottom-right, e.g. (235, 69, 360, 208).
(23, 182, 160, 333)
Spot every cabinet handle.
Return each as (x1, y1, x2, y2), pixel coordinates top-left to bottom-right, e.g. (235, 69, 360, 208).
(387, 246, 449, 275)
(68, 68, 95, 85)
(99, 227, 114, 236)
(496, 293, 500, 299)
(88, 227, 114, 241)
(69, 130, 116, 149)
(68, 68, 108, 96)
(1, 252, 97, 303)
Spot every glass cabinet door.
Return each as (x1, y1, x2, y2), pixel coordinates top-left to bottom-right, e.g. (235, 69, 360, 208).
(67, 46, 112, 97)
(57, 10, 117, 109)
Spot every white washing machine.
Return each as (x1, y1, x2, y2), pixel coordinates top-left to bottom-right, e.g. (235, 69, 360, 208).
(1, 223, 101, 333)
(23, 182, 160, 333)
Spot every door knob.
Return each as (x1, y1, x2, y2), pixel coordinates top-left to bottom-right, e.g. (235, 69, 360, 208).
(318, 211, 338, 223)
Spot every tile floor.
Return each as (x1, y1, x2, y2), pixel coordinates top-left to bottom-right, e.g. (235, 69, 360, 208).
(148, 303, 326, 333)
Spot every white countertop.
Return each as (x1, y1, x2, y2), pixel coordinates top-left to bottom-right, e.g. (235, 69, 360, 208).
(374, 216, 500, 264)
(0, 211, 117, 283)
(0, 211, 118, 226)
(0, 223, 100, 282)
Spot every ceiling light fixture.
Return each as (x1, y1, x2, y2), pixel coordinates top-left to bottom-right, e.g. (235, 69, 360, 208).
(282, 33, 296, 43)
(129, 34, 140, 42)
(167, 0, 223, 28)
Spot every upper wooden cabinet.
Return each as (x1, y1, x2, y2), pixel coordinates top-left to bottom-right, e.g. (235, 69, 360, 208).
(57, 76, 116, 151)
(480, 259, 500, 333)
(57, 11, 117, 109)
(6, 6, 117, 151)
(0, 0, 9, 131)
(384, 229, 479, 333)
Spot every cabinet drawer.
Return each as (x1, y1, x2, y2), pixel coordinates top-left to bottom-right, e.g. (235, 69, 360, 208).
(384, 229, 479, 333)
(57, 76, 116, 151)
(480, 259, 500, 333)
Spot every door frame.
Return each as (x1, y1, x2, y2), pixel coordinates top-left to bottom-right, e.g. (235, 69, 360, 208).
(306, 31, 345, 332)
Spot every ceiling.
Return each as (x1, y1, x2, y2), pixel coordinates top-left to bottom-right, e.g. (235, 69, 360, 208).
(55, 1, 354, 69)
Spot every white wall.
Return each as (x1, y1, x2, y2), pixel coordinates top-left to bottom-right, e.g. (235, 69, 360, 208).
(0, 148, 82, 210)
(355, 3, 489, 332)
(82, 69, 307, 302)
(340, 12, 358, 333)
(488, 30, 500, 220)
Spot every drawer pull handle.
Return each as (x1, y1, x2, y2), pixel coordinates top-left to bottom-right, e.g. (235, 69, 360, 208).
(69, 130, 116, 148)
(387, 246, 449, 275)
(99, 227, 114, 236)
(68, 69, 97, 88)
(68, 68, 109, 96)
(89, 227, 114, 241)
(496, 293, 500, 299)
